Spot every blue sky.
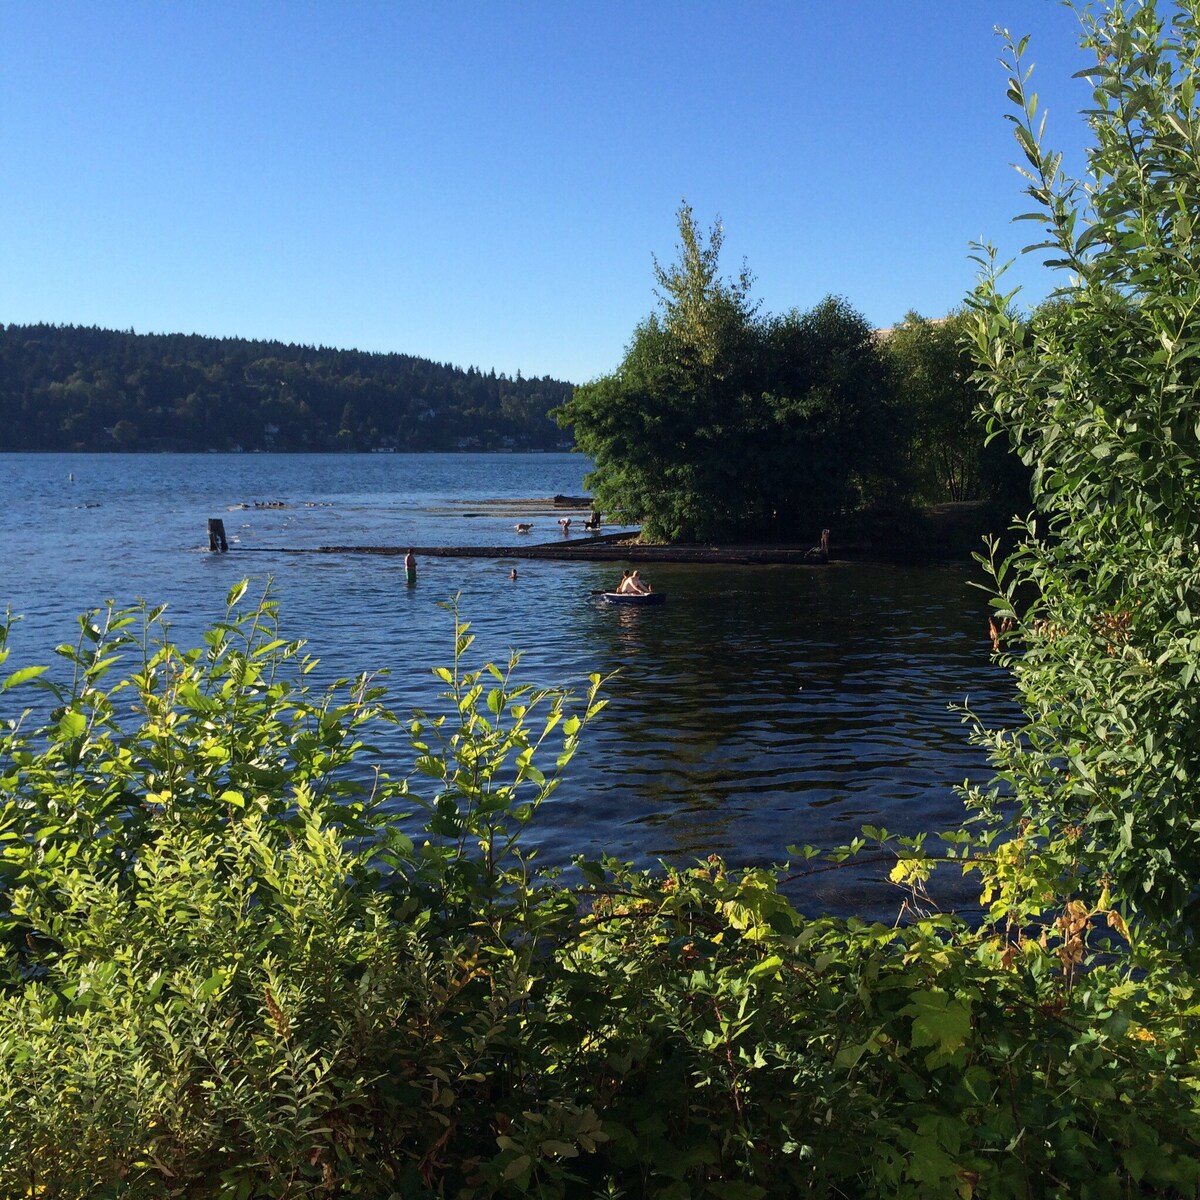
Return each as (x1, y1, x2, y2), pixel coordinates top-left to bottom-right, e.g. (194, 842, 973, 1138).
(1, 2, 1095, 383)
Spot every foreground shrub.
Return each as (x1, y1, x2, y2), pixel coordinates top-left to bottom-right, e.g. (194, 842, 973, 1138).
(0, 584, 1198, 1198)
(969, 0, 1200, 947)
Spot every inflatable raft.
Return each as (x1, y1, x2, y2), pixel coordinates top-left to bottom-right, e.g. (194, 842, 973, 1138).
(598, 591, 666, 605)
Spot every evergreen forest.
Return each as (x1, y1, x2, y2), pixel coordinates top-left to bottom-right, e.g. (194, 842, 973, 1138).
(0, 324, 574, 453)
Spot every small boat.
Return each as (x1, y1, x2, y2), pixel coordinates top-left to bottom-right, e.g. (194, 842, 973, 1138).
(598, 591, 666, 606)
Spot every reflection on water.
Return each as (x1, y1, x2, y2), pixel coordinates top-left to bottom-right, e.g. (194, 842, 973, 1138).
(0, 453, 1018, 919)
(537, 560, 1017, 918)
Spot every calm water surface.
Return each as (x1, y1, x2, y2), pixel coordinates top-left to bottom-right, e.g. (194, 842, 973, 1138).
(0, 453, 1016, 916)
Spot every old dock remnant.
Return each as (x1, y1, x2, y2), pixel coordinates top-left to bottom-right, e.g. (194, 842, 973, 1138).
(207, 518, 229, 552)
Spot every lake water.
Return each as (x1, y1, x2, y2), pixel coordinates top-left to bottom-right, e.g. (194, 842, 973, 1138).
(0, 452, 1016, 916)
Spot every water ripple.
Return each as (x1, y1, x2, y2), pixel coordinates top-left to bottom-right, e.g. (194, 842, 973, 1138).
(0, 453, 1019, 919)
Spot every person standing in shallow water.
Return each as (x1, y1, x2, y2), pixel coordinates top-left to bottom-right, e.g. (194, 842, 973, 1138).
(404, 549, 416, 585)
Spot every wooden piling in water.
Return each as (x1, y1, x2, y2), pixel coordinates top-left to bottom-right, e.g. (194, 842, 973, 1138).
(208, 518, 229, 552)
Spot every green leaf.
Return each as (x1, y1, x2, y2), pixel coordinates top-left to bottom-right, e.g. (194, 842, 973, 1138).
(502, 1154, 531, 1182)
(903, 989, 972, 1057)
(747, 954, 783, 981)
(198, 971, 226, 1000)
(415, 755, 447, 779)
(576, 859, 605, 883)
(518, 762, 546, 786)
(58, 710, 87, 740)
(1, 665, 47, 690)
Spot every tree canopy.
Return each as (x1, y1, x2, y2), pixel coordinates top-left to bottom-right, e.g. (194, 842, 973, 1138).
(554, 205, 898, 542)
(884, 309, 1031, 510)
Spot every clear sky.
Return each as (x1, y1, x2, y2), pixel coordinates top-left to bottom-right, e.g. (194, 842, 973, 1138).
(1, 2, 1096, 384)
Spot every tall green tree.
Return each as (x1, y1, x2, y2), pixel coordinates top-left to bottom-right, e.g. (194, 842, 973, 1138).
(971, 0, 1200, 940)
(887, 310, 984, 503)
(884, 308, 1031, 510)
(650, 202, 758, 369)
(757, 296, 901, 525)
(554, 205, 760, 541)
(555, 203, 896, 541)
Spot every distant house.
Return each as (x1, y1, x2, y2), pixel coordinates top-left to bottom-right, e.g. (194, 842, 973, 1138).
(873, 315, 951, 341)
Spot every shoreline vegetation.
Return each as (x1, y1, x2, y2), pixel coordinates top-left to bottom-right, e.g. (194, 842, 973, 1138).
(551, 211, 1027, 547)
(8, 5, 1200, 1195)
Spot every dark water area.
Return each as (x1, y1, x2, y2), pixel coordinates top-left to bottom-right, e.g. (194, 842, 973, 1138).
(0, 452, 1018, 918)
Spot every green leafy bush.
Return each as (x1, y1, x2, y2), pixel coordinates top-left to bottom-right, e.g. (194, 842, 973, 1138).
(1, 581, 1199, 1198)
(969, 0, 1200, 942)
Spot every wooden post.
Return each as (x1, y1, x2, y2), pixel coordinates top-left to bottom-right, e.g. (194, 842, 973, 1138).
(208, 518, 229, 552)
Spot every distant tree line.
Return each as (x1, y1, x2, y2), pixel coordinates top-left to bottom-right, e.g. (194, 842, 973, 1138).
(0, 324, 574, 452)
(555, 204, 1029, 542)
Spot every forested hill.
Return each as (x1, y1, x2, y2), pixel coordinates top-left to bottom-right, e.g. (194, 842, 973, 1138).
(0, 324, 575, 452)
